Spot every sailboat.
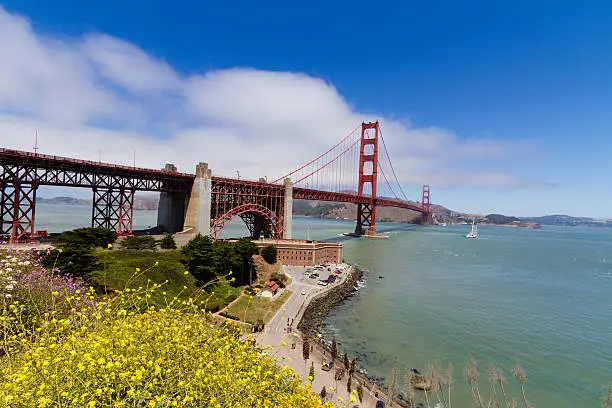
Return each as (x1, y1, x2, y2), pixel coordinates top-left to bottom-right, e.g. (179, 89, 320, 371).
(465, 219, 479, 239)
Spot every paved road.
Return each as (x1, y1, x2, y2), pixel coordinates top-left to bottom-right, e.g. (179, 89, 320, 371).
(256, 264, 402, 408)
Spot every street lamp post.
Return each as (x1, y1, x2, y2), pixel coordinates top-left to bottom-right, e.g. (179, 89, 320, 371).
(236, 170, 240, 180)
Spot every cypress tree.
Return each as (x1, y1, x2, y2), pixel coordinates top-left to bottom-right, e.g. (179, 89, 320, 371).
(331, 336, 338, 361)
(302, 338, 310, 361)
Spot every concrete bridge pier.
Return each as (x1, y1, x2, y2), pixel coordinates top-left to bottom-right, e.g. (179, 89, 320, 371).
(157, 164, 188, 233)
(183, 162, 212, 235)
(283, 177, 293, 239)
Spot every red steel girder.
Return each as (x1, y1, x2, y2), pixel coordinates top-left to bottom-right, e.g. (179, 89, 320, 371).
(210, 203, 282, 242)
(0, 182, 37, 242)
(91, 188, 134, 235)
(210, 177, 286, 240)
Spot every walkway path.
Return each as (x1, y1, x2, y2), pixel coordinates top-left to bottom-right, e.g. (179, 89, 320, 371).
(256, 264, 404, 408)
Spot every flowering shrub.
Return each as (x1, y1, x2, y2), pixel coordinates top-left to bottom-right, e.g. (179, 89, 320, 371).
(1, 307, 330, 407)
(0, 249, 333, 407)
(1, 249, 93, 354)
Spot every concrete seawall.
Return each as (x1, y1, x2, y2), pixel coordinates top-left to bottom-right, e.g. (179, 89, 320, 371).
(297, 265, 363, 339)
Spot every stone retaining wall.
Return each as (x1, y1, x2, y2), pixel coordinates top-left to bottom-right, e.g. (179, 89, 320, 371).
(297, 265, 363, 338)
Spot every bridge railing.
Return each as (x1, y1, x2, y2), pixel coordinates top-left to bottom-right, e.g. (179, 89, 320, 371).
(0, 148, 194, 178)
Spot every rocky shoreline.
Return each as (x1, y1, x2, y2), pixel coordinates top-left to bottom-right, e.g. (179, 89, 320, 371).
(296, 266, 413, 407)
(297, 264, 363, 339)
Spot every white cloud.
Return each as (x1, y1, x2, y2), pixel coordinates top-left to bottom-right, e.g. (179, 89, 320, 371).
(0, 5, 542, 201)
(81, 34, 182, 93)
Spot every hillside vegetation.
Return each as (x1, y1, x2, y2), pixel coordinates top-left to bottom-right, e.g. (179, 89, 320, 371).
(0, 249, 330, 407)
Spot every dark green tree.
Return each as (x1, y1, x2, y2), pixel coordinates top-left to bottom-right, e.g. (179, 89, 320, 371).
(213, 241, 241, 276)
(309, 362, 315, 383)
(233, 238, 258, 285)
(41, 227, 117, 277)
(356, 384, 364, 403)
(261, 244, 277, 264)
(302, 338, 310, 362)
(159, 233, 177, 249)
(350, 357, 357, 376)
(182, 234, 217, 285)
(320, 386, 327, 400)
(343, 351, 349, 369)
(347, 375, 352, 394)
(331, 336, 338, 362)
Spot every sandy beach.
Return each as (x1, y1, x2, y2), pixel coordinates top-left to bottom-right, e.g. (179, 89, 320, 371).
(256, 264, 406, 408)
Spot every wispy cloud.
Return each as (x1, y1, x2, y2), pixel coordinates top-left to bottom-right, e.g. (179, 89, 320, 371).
(0, 6, 544, 197)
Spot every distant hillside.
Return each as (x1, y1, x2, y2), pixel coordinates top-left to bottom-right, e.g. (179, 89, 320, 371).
(37, 195, 160, 210)
(37, 197, 89, 206)
(292, 198, 454, 224)
(521, 215, 612, 227)
(485, 214, 520, 224)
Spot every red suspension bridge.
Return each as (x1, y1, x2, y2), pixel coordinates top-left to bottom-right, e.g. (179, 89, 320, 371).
(0, 121, 431, 242)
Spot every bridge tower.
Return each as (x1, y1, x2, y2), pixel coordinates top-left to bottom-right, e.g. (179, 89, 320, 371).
(355, 121, 380, 236)
(421, 184, 431, 224)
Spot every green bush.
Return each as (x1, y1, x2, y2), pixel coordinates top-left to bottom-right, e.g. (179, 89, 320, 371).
(89, 250, 197, 307)
(261, 244, 277, 264)
(159, 233, 177, 249)
(120, 235, 157, 250)
(55, 227, 117, 249)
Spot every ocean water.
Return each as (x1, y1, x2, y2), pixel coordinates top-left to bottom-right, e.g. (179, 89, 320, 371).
(31, 205, 612, 406)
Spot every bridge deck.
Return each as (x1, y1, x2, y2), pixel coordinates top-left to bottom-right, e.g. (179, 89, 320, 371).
(292, 187, 428, 214)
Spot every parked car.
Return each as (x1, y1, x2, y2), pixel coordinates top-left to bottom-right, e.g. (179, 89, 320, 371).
(375, 400, 385, 408)
(335, 368, 344, 380)
(321, 361, 334, 371)
(309, 273, 319, 279)
(301, 289, 306, 295)
(317, 281, 328, 286)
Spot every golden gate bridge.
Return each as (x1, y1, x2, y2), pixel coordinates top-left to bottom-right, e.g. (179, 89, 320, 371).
(0, 121, 431, 242)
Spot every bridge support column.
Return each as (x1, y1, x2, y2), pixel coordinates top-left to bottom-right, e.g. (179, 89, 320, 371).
(157, 164, 188, 233)
(283, 178, 293, 239)
(0, 181, 37, 242)
(91, 187, 134, 235)
(184, 162, 212, 236)
(421, 184, 431, 224)
(355, 121, 379, 236)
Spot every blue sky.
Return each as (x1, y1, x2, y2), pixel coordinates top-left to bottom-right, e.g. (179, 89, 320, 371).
(1, 1, 612, 217)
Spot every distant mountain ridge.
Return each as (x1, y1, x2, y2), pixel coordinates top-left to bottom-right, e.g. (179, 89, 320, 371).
(37, 196, 159, 210)
(520, 214, 612, 227)
(37, 196, 611, 228)
(37, 197, 89, 206)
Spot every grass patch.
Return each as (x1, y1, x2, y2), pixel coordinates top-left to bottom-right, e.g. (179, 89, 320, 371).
(227, 290, 292, 325)
(89, 249, 241, 310)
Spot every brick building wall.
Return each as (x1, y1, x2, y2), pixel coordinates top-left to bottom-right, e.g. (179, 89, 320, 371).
(253, 239, 343, 266)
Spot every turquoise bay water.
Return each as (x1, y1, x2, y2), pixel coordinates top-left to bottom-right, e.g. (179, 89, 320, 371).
(33, 205, 612, 406)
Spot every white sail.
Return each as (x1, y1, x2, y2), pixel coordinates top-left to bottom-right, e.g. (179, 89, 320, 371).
(465, 219, 479, 239)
